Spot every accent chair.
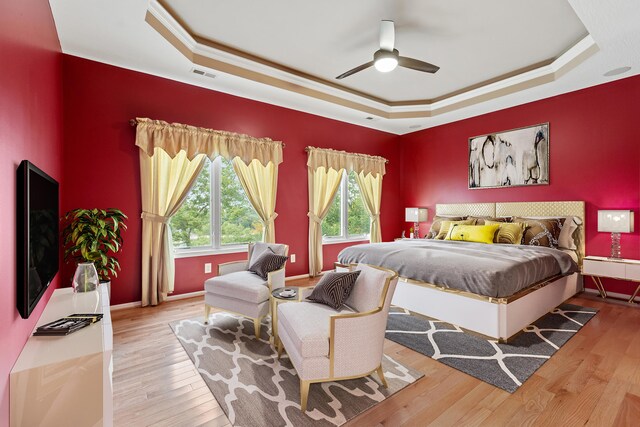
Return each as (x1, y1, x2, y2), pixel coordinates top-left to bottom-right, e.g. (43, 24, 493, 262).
(204, 242, 289, 338)
(276, 263, 399, 412)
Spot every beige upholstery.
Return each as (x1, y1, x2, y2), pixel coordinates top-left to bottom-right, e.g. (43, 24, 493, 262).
(205, 271, 271, 304)
(203, 243, 289, 338)
(277, 263, 398, 412)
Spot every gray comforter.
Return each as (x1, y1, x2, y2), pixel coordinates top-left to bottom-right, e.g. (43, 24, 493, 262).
(338, 239, 578, 298)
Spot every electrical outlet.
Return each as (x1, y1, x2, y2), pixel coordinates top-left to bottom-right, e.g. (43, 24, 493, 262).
(290, 254, 296, 263)
(204, 263, 212, 274)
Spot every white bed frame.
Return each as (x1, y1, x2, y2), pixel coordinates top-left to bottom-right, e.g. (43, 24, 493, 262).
(391, 201, 585, 341)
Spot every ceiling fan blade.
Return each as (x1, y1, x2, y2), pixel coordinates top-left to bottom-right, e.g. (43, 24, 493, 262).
(335, 61, 374, 79)
(398, 56, 440, 73)
(379, 20, 395, 51)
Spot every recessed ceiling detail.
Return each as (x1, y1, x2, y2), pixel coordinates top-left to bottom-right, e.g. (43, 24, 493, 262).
(146, 0, 597, 120)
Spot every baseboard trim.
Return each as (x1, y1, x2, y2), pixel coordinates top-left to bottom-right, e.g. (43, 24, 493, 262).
(110, 301, 142, 311)
(110, 274, 323, 309)
(167, 290, 205, 301)
(583, 288, 640, 303)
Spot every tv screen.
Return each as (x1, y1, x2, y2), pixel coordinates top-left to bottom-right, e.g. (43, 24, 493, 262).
(17, 160, 59, 319)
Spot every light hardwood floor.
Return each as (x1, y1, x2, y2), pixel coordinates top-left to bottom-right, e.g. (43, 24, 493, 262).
(112, 282, 640, 427)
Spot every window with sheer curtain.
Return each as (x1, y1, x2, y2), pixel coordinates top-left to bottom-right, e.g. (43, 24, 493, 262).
(323, 171, 370, 242)
(171, 157, 263, 254)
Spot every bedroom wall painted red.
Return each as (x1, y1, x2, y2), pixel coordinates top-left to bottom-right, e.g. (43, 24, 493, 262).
(61, 55, 402, 305)
(0, 0, 63, 423)
(400, 75, 640, 296)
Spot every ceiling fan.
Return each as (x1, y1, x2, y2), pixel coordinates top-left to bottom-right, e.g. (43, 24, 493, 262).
(336, 20, 440, 79)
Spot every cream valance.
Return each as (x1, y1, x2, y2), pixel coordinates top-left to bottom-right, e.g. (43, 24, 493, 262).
(306, 146, 387, 177)
(134, 118, 283, 166)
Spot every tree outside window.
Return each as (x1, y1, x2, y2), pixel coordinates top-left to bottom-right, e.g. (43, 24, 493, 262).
(323, 171, 369, 241)
(171, 157, 262, 251)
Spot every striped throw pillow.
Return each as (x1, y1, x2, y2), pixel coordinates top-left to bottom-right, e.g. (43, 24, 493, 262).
(485, 220, 526, 244)
(248, 247, 288, 280)
(307, 271, 361, 310)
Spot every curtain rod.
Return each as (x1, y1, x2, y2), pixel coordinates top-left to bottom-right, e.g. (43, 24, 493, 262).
(129, 119, 285, 148)
(305, 146, 389, 163)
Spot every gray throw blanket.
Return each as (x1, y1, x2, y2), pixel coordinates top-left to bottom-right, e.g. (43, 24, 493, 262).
(338, 239, 578, 298)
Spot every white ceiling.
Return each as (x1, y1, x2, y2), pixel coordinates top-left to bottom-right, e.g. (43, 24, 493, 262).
(165, 0, 587, 102)
(49, 0, 640, 135)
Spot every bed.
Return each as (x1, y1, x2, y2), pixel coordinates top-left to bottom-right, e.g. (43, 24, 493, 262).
(337, 201, 585, 341)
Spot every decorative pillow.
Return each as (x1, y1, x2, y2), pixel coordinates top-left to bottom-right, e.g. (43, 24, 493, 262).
(486, 220, 526, 244)
(559, 216, 581, 250)
(307, 271, 361, 309)
(470, 216, 512, 226)
(250, 242, 286, 265)
(435, 219, 476, 240)
(248, 247, 289, 280)
(444, 224, 500, 244)
(425, 216, 465, 239)
(513, 217, 566, 248)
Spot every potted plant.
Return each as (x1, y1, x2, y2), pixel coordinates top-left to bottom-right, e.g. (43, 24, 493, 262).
(62, 208, 127, 296)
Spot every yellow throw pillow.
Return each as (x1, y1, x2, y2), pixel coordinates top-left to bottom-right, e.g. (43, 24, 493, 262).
(486, 220, 526, 244)
(445, 224, 500, 244)
(435, 219, 476, 239)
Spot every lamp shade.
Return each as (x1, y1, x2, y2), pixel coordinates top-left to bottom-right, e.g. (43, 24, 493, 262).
(405, 208, 428, 223)
(598, 210, 634, 233)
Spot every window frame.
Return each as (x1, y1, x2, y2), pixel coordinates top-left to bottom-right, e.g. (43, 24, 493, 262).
(173, 157, 258, 258)
(322, 172, 370, 245)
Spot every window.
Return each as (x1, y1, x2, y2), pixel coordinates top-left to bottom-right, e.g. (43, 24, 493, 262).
(171, 157, 263, 254)
(323, 171, 369, 242)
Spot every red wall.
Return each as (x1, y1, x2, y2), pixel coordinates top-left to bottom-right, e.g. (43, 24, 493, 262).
(61, 55, 402, 305)
(0, 0, 63, 424)
(401, 75, 640, 296)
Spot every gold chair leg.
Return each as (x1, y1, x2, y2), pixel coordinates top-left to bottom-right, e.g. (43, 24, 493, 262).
(254, 317, 262, 339)
(376, 364, 388, 388)
(629, 284, 640, 304)
(204, 304, 211, 324)
(277, 338, 284, 359)
(300, 380, 310, 412)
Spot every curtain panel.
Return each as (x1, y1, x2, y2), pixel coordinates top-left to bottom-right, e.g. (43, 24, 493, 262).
(232, 158, 279, 243)
(135, 118, 283, 306)
(139, 149, 207, 306)
(306, 147, 388, 276)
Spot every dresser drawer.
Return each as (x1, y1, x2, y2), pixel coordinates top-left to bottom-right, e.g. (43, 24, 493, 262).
(583, 259, 625, 279)
(625, 264, 640, 281)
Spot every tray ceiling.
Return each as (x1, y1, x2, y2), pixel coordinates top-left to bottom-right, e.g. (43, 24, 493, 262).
(48, 0, 640, 134)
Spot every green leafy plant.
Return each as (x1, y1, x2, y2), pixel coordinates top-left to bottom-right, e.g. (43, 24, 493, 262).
(62, 208, 128, 282)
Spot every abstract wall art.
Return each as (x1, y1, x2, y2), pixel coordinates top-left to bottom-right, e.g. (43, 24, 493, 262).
(468, 123, 549, 189)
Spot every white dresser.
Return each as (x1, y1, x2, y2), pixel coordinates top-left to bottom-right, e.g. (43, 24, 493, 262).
(10, 285, 113, 427)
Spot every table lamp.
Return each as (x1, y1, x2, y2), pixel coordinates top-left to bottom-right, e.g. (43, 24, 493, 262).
(405, 208, 428, 238)
(598, 210, 634, 259)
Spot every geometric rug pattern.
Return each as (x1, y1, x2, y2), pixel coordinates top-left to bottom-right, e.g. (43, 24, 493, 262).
(386, 303, 597, 393)
(170, 312, 423, 426)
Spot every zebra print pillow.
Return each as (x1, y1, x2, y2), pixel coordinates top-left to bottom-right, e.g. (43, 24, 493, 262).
(307, 271, 361, 310)
(248, 247, 288, 280)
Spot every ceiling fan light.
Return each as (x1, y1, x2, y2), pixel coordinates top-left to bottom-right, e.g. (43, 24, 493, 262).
(374, 57, 398, 72)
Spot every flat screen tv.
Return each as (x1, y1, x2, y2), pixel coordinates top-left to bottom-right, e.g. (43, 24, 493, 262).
(17, 160, 59, 319)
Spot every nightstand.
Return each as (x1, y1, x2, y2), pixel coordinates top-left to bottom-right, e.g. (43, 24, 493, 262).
(582, 256, 640, 303)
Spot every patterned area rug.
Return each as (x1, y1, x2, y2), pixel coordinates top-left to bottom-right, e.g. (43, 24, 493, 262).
(170, 313, 423, 426)
(386, 303, 597, 393)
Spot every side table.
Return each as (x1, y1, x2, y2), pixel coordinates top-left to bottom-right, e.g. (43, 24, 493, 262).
(582, 255, 640, 303)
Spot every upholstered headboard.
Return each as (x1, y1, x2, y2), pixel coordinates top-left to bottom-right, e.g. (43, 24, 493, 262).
(435, 201, 586, 265)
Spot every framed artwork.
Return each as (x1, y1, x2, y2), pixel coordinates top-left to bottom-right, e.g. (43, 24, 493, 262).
(468, 123, 549, 189)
